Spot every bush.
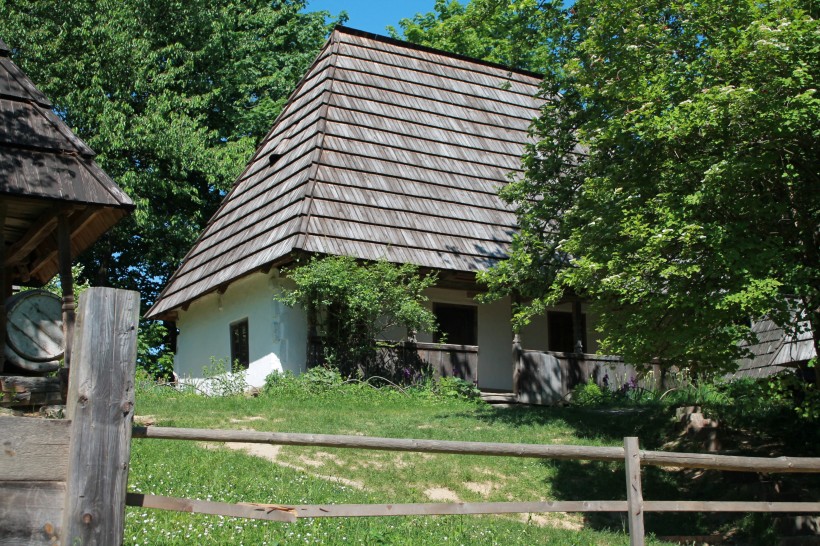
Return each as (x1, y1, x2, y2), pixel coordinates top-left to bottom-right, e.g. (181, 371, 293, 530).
(430, 376, 481, 400)
(276, 256, 438, 380)
(571, 381, 605, 407)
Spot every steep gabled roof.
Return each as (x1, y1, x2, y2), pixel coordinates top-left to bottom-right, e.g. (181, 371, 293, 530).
(0, 37, 134, 285)
(147, 27, 542, 319)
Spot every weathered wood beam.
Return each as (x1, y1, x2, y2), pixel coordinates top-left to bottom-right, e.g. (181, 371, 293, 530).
(132, 426, 820, 473)
(125, 494, 297, 522)
(4, 205, 61, 266)
(625, 436, 645, 546)
(643, 501, 820, 512)
(0, 416, 70, 481)
(0, 481, 64, 545)
(0, 199, 6, 373)
(126, 494, 627, 520)
(132, 426, 626, 462)
(62, 288, 139, 546)
(57, 213, 74, 369)
(27, 207, 95, 280)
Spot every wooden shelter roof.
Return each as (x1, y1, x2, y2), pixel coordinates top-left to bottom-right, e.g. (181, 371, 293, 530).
(0, 38, 134, 285)
(148, 27, 542, 319)
(731, 316, 817, 379)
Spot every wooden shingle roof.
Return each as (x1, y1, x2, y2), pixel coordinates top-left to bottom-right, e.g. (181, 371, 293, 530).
(0, 38, 134, 285)
(147, 27, 542, 319)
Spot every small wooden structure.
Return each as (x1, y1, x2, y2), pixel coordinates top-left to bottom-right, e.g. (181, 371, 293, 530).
(0, 36, 134, 374)
(0, 288, 139, 545)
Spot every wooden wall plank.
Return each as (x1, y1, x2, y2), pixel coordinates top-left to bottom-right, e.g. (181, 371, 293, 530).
(0, 481, 64, 545)
(61, 288, 139, 546)
(0, 416, 70, 481)
(625, 437, 645, 546)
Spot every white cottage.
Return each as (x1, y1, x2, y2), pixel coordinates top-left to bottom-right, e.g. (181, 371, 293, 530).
(146, 27, 601, 391)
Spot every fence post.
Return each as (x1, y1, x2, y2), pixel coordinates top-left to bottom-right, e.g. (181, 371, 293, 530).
(624, 436, 645, 546)
(61, 288, 140, 545)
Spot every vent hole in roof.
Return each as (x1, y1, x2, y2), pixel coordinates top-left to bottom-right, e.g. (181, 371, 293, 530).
(268, 153, 283, 166)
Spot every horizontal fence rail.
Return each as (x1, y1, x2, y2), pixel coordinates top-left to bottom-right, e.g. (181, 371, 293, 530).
(132, 426, 820, 473)
(129, 426, 820, 545)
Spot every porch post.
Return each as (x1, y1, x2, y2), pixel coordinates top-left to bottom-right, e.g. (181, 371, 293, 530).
(57, 213, 75, 369)
(0, 201, 6, 373)
(572, 299, 584, 353)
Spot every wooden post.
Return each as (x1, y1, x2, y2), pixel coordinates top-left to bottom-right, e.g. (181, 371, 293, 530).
(0, 201, 6, 373)
(61, 288, 140, 546)
(512, 332, 522, 397)
(624, 436, 645, 546)
(57, 213, 75, 369)
(572, 299, 584, 353)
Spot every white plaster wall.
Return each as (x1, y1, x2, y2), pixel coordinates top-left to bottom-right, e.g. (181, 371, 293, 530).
(174, 272, 307, 388)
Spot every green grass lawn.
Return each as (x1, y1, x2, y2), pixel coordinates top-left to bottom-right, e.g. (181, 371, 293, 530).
(126, 384, 804, 545)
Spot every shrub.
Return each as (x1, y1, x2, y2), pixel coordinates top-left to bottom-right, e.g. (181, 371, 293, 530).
(276, 256, 438, 380)
(571, 381, 605, 406)
(431, 376, 481, 400)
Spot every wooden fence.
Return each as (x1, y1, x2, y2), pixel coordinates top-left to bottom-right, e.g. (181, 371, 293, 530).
(0, 288, 139, 545)
(1, 287, 819, 545)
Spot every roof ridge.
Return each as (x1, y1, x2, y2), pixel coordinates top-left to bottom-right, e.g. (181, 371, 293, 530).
(333, 25, 544, 80)
(294, 31, 342, 252)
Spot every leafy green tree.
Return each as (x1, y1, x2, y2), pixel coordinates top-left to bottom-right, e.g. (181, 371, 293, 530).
(481, 0, 819, 375)
(277, 257, 438, 379)
(390, 0, 560, 72)
(0, 0, 343, 373)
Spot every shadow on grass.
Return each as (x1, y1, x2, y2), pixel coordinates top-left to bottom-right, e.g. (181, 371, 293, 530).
(459, 404, 820, 541)
(466, 404, 675, 449)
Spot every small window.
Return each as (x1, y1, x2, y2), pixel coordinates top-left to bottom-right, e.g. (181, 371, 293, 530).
(547, 311, 586, 353)
(230, 319, 249, 369)
(433, 303, 477, 346)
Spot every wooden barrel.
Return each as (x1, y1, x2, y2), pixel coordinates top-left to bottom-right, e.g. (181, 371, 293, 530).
(4, 290, 63, 372)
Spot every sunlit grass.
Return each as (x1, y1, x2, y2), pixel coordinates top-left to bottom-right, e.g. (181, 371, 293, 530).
(126, 387, 677, 545)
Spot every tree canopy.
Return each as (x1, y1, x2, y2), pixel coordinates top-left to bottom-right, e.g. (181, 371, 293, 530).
(479, 0, 819, 374)
(0, 0, 343, 372)
(0, 0, 340, 302)
(391, 0, 559, 73)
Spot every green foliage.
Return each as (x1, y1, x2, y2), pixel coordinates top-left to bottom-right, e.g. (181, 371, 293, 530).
(277, 256, 438, 379)
(391, 0, 561, 72)
(571, 381, 605, 406)
(136, 320, 175, 379)
(0, 0, 343, 358)
(429, 376, 482, 400)
(264, 367, 346, 397)
(34, 264, 91, 299)
(480, 0, 820, 374)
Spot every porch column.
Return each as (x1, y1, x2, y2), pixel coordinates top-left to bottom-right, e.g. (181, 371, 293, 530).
(572, 299, 584, 353)
(57, 213, 75, 369)
(0, 201, 6, 373)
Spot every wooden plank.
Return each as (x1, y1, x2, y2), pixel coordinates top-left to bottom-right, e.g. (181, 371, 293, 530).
(0, 199, 6, 374)
(125, 493, 297, 522)
(0, 376, 61, 394)
(0, 481, 64, 545)
(133, 426, 627, 461)
(293, 500, 628, 518)
(0, 416, 70, 481)
(625, 437, 645, 546)
(57, 213, 75, 369)
(126, 494, 626, 520)
(640, 450, 820, 473)
(644, 501, 820, 512)
(62, 288, 140, 546)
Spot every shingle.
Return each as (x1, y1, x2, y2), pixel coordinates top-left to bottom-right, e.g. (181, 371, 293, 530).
(147, 26, 542, 318)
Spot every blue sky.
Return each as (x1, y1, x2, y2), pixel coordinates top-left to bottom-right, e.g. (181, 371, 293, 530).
(305, 0, 439, 36)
